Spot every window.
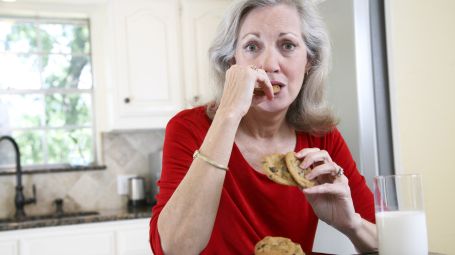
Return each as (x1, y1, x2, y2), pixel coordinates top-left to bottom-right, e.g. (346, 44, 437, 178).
(0, 16, 95, 169)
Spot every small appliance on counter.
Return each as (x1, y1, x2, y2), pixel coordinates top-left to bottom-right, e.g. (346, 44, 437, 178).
(127, 176, 146, 209)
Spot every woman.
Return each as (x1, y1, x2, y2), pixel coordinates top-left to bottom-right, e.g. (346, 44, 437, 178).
(149, 0, 377, 254)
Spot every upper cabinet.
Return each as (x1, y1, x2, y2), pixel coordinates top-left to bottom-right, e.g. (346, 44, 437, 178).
(181, 0, 232, 107)
(106, 0, 231, 130)
(108, 0, 183, 130)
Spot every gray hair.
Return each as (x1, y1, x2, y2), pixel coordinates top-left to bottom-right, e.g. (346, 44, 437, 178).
(207, 0, 338, 134)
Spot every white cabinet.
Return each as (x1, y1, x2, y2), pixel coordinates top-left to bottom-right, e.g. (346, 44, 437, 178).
(0, 219, 151, 255)
(106, 0, 232, 129)
(0, 240, 17, 255)
(181, 0, 232, 107)
(117, 225, 150, 255)
(22, 231, 114, 255)
(108, 0, 184, 129)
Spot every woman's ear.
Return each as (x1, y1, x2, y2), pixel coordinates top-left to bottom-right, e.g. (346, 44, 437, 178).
(305, 55, 312, 70)
(305, 65, 311, 75)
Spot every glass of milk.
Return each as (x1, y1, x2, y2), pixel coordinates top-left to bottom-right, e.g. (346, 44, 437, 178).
(374, 174, 428, 255)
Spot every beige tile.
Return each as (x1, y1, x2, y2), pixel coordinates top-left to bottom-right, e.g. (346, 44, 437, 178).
(0, 129, 165, 215)
(67, 174, 101, 210)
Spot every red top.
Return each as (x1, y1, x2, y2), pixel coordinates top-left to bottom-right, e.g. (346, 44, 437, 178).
(149, 106, 375, 254)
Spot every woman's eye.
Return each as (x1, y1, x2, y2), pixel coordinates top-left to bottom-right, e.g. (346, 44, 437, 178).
(245, 43, 258, 52)
(282, 42, 296, 51)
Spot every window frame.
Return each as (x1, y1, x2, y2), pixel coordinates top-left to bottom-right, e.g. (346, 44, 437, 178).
(0, 1, 107, 173)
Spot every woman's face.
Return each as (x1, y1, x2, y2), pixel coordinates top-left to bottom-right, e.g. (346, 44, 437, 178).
(234, 4, 308, 113)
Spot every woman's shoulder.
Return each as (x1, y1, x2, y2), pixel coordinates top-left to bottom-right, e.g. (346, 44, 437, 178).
(169, 106, 209, 123)
(296, 127, 341, 139)
(296, 127, 344, 149)
(166, 105, 211, 131)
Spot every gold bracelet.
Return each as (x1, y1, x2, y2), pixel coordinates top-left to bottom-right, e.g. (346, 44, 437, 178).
(193, 150, 228, 171)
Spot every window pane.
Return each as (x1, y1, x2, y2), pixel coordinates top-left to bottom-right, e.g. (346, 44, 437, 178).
(45, 93, 91, 127)
(0, 20, 38, 53)
(47, 128, 93, 165)
(39, 22, 90, 54)
(13, 130, 44, 165)
(0, 94, 43, 129)
(1, 17, 95, 169)
(0, 53, 41, 90)
(0, 136, 16, 168)
(42, 54, 92, 89)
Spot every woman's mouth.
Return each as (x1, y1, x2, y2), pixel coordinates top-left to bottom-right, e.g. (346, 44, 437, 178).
(271, 80, 285, 88)
(253, 81, 285, 96)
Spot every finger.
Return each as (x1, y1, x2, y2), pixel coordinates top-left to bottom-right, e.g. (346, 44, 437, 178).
(295, 148, 320, 158)
(303, 182, 343, 195)
(300, 150, 332, 169)
(253, 68, 274, 100)
(303, 177, 349, 195)
(306, 161, 339, 180)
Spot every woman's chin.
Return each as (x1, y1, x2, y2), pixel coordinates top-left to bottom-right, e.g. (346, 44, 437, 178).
(253, 100, 289, 114)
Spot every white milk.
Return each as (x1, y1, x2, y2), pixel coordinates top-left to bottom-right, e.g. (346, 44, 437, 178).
(376, 211, 428, 255)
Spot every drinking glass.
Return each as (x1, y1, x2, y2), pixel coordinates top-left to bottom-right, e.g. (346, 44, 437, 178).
(374, 174, 428, 255)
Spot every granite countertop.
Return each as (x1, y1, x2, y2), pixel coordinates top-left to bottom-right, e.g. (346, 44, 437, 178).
(0, 205, 153, 231)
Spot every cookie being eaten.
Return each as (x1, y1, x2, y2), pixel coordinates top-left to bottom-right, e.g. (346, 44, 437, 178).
(254, 236, 305, 255)
(253, 84, 281, 96)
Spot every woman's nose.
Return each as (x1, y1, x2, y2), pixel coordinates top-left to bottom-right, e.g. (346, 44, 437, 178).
(260, 48, 280, 73)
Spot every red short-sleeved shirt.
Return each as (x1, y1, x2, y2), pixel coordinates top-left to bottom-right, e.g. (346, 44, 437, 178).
(149, 106, 375, 254)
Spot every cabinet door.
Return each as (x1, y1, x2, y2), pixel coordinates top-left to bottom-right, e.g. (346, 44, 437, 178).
(181, 0, 232, 107)
(110, 0, 183, 129)
(21, 230, 114, 255)
(116, 219, 151, 255)
(0, 240, 18, 255)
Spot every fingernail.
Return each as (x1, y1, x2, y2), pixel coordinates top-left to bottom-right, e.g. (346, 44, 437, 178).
(306, 173, 314, 180)
(301, 161, 308, 169)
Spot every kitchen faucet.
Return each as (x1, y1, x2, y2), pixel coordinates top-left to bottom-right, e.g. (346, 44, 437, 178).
(0, 135, 37, 219)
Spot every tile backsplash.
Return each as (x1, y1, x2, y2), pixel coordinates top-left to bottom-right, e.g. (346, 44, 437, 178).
(0, 129, 164, 219)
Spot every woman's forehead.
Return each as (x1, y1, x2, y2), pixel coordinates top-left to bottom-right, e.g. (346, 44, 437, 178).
(238, 4, 302, 38)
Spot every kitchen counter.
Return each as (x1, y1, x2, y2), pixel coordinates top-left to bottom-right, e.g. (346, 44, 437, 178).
(0, 205, 153, 231)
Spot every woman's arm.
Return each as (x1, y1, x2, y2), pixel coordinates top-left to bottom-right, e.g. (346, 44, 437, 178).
(298, 146, 378, 253)
(157, 109, 241, 255)
(341, 214, 377, 252)
(157, 65, 273, 255)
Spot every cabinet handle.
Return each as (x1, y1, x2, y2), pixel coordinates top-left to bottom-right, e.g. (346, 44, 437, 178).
(124, 97, 130, 104)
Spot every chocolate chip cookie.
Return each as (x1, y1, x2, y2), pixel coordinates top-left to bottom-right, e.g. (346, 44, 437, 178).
(261, 153, 298, 186)
(254, 236, 305, 255)
(284, 152, 316, 189)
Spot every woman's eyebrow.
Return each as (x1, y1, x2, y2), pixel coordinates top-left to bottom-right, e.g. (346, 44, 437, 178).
(240, 32, 260, 40)
(279, 32, 299, 38)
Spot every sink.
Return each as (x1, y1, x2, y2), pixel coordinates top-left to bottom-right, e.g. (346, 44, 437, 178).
(0, 211, 99, 224)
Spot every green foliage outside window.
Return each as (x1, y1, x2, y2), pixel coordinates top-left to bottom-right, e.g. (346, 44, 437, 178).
(0, 17, 95, 168)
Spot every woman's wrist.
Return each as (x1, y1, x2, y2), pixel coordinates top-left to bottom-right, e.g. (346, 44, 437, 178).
(338, 213, 363, 236)
(339, 214, 378, 252)
(214, 106, 244, 124)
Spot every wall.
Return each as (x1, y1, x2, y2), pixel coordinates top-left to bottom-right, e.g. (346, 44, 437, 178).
(0, 130, 164, 218)
(313, 1, 375, 253)
(386, 0, 455, 253)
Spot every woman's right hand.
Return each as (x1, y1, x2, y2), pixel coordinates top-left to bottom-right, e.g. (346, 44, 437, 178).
(217, 65, 274, 118)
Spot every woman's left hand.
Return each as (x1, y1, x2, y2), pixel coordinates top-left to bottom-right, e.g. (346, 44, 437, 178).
(296, 148, 362, 232)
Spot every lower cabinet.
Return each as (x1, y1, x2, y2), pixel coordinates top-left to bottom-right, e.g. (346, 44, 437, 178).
(0, 218, 151, 255)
